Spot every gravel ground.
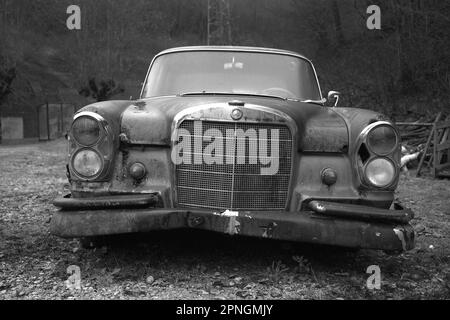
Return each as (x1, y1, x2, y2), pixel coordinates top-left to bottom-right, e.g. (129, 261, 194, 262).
(0, 139, 449, 300)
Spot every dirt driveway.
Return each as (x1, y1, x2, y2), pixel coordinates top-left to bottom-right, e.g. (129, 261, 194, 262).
(0, 139, 449, 299)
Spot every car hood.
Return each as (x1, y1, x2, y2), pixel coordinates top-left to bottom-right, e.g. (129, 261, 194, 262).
(84, 95, 353, 152)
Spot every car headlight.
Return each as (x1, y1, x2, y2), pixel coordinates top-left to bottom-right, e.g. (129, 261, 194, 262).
(367, 124, 398, 155)
(365, 158, 395, 187)
(72, 116, 101, 146)
(72, 149, 102, 178)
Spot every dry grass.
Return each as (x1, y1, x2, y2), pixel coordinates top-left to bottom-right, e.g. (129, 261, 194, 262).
(0, 139, 449, 300)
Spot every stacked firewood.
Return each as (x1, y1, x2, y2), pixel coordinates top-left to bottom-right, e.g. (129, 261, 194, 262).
(396, 112, 449, 176)
(399, 119, 434, 148)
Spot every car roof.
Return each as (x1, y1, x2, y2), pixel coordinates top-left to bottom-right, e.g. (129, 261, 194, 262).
(155, 46, 311, 62)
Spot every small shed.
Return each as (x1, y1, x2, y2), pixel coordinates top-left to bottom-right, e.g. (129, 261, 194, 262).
(0, 67, 88, 144)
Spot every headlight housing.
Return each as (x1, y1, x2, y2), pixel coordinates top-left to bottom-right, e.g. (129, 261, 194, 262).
(367, 124, 398, 155)
(72, 149, 102, 178)
(357, 121, 400, 189)
(68, 111, 114, 181)
(364, 158, 396, 188)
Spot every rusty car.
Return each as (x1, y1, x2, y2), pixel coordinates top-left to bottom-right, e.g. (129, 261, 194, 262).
(51, 46, 415, 252)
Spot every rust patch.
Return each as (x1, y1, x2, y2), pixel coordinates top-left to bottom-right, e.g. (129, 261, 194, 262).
(393, 227, 407, 251)
(226, 216, 240, 235)
(262, 222, 278, 238)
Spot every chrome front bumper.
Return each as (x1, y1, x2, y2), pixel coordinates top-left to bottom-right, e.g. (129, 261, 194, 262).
(51, 194, 415, 252)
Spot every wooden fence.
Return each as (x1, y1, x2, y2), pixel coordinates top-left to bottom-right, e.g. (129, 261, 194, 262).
(433, 120, 450, 178)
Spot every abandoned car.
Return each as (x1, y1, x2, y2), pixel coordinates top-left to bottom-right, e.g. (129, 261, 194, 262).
(51, 46, 415, 252)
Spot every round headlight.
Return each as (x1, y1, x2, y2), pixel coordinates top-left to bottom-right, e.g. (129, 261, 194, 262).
(72, 116, 101, 146)
(367, 125, 397, 155)
(365, 158, 395, 188)
(72, 149, 102, 178)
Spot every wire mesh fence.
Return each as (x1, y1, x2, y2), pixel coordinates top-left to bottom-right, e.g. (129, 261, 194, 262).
(37, 103, 78, 141)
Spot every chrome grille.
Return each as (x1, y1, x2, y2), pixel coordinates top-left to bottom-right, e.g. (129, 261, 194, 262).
(175, 120, 293, 210)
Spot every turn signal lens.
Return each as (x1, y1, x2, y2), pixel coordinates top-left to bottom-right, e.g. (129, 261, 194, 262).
(365, 158, 395, 188)
(321, 168, 337, 186)
(129, 163, 146, 180)
(72, 149, 102, 177)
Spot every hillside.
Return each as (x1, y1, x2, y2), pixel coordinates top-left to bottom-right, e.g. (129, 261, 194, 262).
(1, 0, 449, 117)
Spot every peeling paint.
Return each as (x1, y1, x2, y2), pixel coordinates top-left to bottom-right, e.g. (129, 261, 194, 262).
(226, 216, 240, 235)
(220, 210, 239, 217)
(262, 222, 278, 238)
(316, 203, 325, 212)
(393, 227, 407, 251)
(187, 216, 204, 228)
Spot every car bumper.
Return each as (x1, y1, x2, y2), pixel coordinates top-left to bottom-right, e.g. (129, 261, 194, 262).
(51, 194, 416, 252)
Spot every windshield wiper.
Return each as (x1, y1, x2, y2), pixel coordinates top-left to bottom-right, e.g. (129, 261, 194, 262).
(301, 98, 327, 106)
(178, 91, 290, 101)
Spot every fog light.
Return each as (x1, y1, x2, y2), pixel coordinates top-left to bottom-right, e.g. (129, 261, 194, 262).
(130, 163, 146, 180)
(321, 168, 337, 186)
(365, 158, 395, 187)
(72, 149, 102, 178)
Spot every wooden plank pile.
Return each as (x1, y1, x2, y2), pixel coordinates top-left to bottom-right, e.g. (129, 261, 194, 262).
(396, 112, 450, 177)
(433, 119, 450, 178)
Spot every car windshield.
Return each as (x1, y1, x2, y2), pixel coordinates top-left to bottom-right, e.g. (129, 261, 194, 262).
(141, 51, 322, 101)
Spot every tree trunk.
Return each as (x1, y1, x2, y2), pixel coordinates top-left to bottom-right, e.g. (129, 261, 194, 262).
(332, 0, 345, 45)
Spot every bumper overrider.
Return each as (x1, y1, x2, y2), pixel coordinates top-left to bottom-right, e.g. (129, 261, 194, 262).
(51, 194, 415, 252)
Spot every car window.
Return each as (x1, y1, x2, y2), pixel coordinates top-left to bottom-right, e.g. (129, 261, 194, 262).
(142, 51, 321, 101)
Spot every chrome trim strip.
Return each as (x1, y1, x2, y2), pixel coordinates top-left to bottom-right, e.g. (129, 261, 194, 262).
(176, 168, 291, 176)
(230, 122, 237, 209)
(177, 186, 288, 194)
(157, 46, 310, 60)
(74, 111, 107, 123)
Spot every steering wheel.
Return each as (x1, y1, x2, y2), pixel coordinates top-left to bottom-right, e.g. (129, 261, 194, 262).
(260, 87, 295, 98)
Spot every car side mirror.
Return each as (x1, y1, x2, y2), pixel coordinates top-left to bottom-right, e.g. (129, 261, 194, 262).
(327, 91, 341, 107)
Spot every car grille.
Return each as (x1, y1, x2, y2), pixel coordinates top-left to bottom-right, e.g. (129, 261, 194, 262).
(175, 120, 293, 210)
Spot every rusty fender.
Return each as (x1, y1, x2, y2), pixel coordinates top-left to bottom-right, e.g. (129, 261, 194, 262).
(50, 204, 415, 252)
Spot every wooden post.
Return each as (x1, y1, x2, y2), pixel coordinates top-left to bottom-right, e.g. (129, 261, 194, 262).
(416, 112, 442, 177)
(207, 0, 232, 45)
(36, 105, 40, 142)
(433, 123, 438, 178)
(60, 103, 63, 134)
(46, 102, 50, 141)
(207, 0, 210, 45)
